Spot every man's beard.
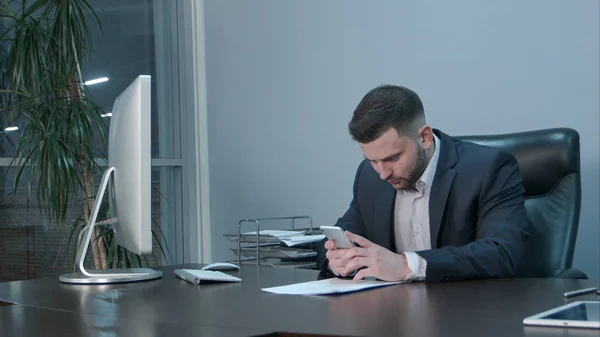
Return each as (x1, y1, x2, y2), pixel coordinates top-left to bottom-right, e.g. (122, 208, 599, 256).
(392, 144, 427, 191)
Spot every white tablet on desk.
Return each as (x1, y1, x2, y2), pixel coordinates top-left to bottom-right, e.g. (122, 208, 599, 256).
(523, 301, 600, 329)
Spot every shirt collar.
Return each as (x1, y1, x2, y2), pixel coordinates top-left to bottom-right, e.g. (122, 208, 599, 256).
(416, 133, 440, 191)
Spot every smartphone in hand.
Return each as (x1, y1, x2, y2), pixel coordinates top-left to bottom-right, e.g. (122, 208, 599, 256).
(320, 225, 355, 249)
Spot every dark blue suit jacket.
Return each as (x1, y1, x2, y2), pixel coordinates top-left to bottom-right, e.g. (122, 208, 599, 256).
(316, 129, 529, 282)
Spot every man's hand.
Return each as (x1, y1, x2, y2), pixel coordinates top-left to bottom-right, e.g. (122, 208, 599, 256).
(324, 239, 349, 276)
(325, 231, 411, 281)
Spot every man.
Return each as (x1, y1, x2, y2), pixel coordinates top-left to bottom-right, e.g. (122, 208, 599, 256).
(316, 85, 529, 283)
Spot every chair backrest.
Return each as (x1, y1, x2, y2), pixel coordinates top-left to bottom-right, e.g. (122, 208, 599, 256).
(455, 128, 581, 277)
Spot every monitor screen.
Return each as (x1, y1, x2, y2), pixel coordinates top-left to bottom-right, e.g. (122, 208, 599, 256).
(59, 75, 162, 284)
(107, 75, 152, 255)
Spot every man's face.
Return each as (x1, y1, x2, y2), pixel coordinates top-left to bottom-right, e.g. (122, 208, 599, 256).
(359, 127, 433, 190)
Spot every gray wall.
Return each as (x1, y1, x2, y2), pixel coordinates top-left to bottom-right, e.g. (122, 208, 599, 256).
(204, 0, 600, 279)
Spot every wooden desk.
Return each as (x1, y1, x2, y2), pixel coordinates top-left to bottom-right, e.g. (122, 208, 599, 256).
(0, 305, 271, 337)
(0, 264, 598, 337)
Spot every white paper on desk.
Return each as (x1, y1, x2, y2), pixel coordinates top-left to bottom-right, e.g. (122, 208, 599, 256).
(261, 278, 404, 295)
(280, 234, 326, 247)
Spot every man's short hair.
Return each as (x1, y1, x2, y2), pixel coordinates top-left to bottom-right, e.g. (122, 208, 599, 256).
(348, 85, 425, 143)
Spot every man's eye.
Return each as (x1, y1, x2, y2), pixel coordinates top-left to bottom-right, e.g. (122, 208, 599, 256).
(386, 155, 400, 162)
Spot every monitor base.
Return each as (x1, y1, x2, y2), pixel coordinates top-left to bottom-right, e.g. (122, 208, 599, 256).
(60, 167, 163, 286)
(59, 268, 163, 284)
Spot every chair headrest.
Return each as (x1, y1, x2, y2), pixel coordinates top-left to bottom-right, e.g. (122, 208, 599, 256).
(456, 128, 579, 197)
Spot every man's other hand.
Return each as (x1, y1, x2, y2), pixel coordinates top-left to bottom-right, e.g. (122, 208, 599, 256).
(324, 239, 350, 276)
(325, 231, 411, 281)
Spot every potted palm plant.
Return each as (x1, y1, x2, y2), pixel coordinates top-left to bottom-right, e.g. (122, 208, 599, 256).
(0, 0, 168, 271)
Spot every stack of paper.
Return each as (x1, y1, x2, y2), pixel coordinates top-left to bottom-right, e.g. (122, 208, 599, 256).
(244, 230, 307, 238)
(225, 229, 325, 268)
(230, 246, 317, 259)
(226, 230, 325, 247)
(279, 234, 326, 246)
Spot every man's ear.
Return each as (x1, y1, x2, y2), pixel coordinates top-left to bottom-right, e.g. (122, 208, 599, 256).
(418, 125, 434, 149)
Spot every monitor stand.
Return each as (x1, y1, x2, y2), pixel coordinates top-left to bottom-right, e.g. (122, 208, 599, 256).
(59, 167, 163, 284)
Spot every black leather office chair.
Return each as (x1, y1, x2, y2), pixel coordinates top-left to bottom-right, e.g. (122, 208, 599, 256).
(456, 128, 587, 279)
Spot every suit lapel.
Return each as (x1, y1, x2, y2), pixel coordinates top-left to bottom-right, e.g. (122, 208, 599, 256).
(429, 130, 458, 249)
(374, 183, 396, 251)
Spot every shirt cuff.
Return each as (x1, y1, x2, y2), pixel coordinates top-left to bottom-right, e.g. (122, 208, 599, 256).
(403, 252, 427, 281)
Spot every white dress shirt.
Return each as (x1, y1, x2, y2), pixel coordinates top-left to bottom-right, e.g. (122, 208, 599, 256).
(395, 133, 441, 281)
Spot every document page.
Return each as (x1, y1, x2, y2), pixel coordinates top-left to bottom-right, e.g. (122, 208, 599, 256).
(261, 277, 404, 295)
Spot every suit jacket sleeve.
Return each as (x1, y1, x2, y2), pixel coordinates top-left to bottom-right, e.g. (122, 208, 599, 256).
(416, 151, 529, 282)
(316, 161, 368, 275)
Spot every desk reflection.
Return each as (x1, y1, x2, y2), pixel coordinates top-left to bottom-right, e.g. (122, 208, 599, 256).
(325, 282, 439, 336)
(60, 282, 160, 337)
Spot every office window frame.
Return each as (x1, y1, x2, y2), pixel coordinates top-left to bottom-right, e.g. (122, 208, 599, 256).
(162, 0, 211, 263)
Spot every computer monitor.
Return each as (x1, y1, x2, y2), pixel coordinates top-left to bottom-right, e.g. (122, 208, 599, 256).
(59, 75, 162, 284)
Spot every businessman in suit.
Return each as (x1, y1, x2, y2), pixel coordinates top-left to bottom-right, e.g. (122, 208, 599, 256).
(316, 85, 529, 283)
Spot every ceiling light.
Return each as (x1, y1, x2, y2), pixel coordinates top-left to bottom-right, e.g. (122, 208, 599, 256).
(4, 126, 18, 132)
(84, 77, 109, 86)
(100, 113, 113, 118)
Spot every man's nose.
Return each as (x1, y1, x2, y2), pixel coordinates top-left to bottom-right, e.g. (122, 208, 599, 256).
(377, 162, 392, 180)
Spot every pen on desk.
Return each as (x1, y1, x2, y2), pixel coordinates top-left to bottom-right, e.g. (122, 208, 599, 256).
(563, 287, 597, 298)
